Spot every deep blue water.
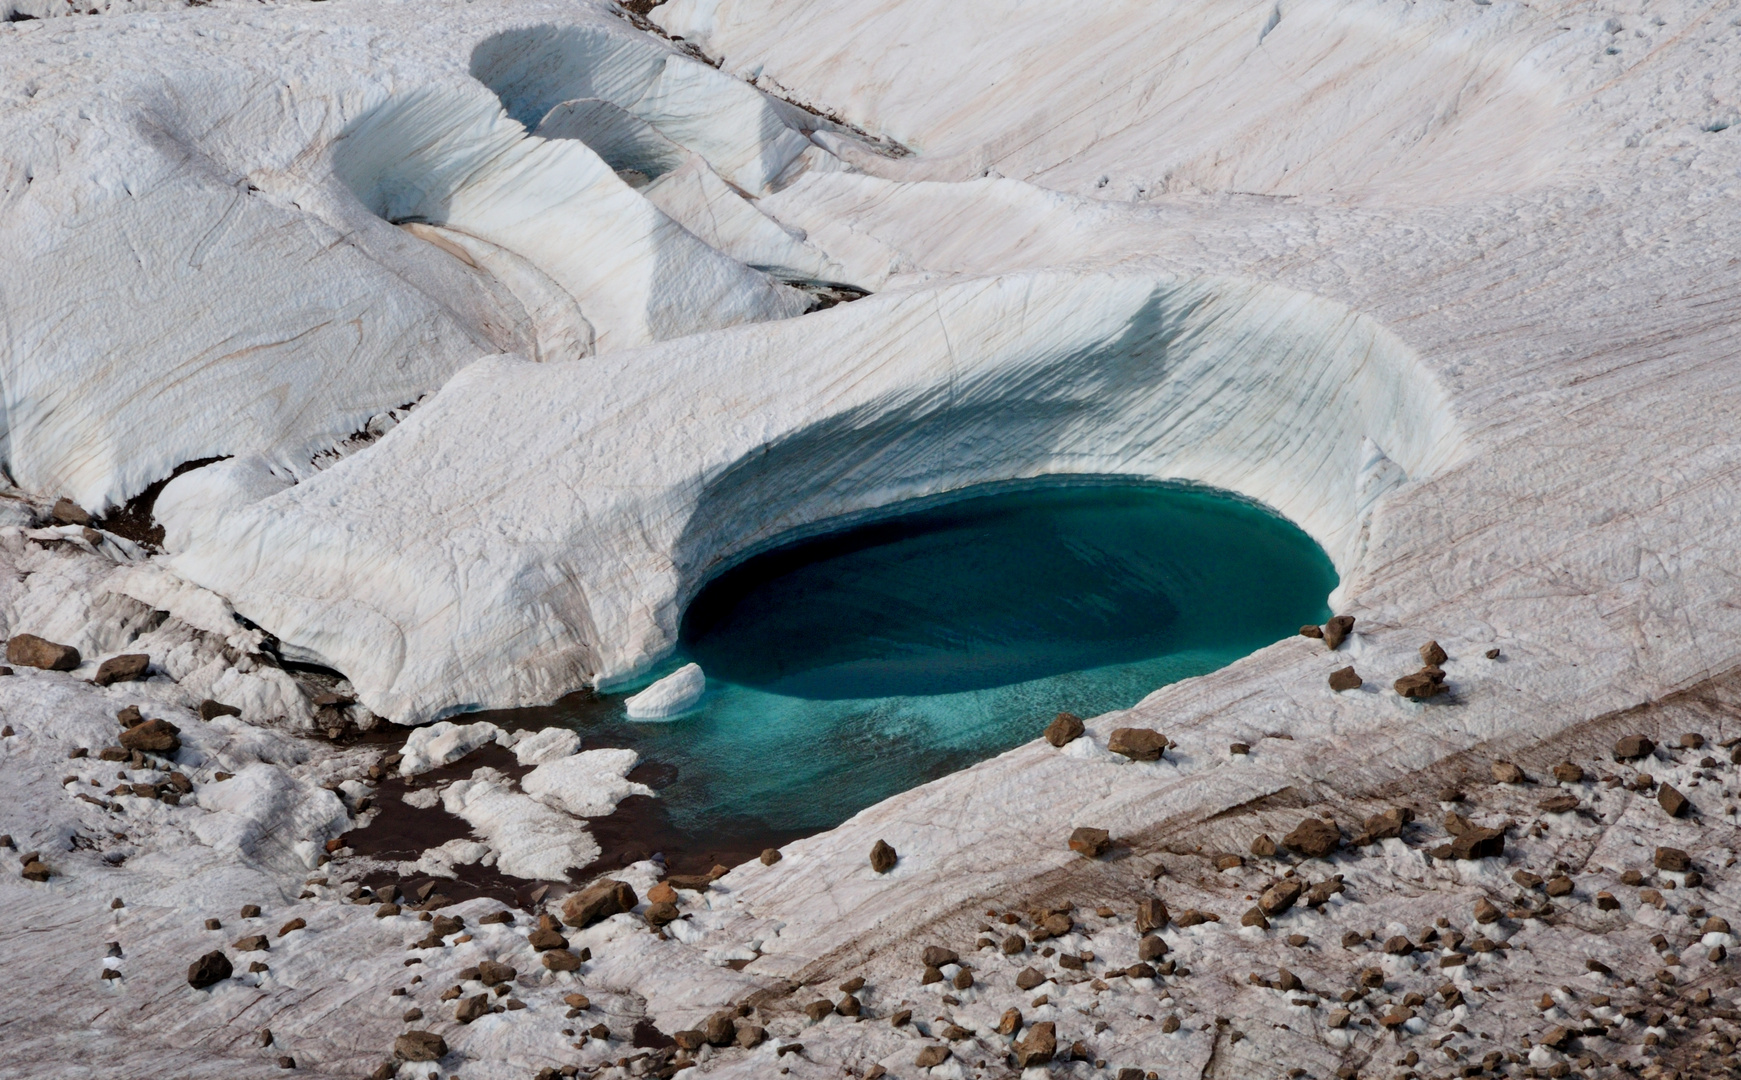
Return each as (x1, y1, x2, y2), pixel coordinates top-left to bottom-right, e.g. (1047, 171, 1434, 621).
(494, 481, 1335, 854)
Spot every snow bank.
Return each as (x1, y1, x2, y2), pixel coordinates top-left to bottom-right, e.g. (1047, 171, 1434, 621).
(521, 748, 653, 817)
(511, 726, 584, 765)
(175, 270, 1465, 722)
(398, 720, 507, 776)
(624, 663, 707, 720)
(439, 767, 600, 879)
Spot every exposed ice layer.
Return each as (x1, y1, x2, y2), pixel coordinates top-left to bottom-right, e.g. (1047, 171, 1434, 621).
(520, 748, 653, 817)
(439, 766, 601, 879)
(0, 0, 824, 512)
(624, 663, 708, 720)
(511, 726, 584, 765)
(536, 98, 691, 181)
(333, 85, 808, 352)
(657, 0, 1568, 201)
(641, 158, 850, 284)
(173, 270, 1464, 722)
(398, 720, 507, 776)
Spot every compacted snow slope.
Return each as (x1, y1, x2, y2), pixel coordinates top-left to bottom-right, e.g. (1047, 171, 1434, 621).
(3, 0, 1741, 1078)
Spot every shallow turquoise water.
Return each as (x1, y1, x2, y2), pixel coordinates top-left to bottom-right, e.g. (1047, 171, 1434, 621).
(500, 481, 1335, 851)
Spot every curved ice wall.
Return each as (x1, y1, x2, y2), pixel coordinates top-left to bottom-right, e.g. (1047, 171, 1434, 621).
(172, 269, 1467, 723)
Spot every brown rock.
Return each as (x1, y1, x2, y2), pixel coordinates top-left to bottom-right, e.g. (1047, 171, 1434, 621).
(1240, 907, 1269, 929)
(1473, 897, 1502, 924)
(1491, 761, 1526, 784)
(869, 839, 898, 873)
(915, 1045, 950, 1068)
(1014, 1021, 1056, 1067)
(1327, 1008, 1351, 1029)
(1544, 876, 1574, 897)
(187, 950, 232, 988)
(1363, 807, 1414, 841)
(671, 1030, 706, 1051)
(1135, 898, 1168, 933)
(394, 1031, 447, 1062)
(1282, 817, 1340, 858)
(1258, 879, 1305, 916)
(1015, 967, 1047, 991)
(803, 999, 834, 1022)
(93, 654, 150, 686)
(1214, 853, 1242, 870)
(119, 718, 181, 755)
(51, 497, 91, 526)
(277, 917, 306, 937)
(1595, 892, 1620, 911)
(952, 968, 972, 990)
(1380, 1007, 1414, 1029)
(760, 848, 782, 865)
(1513, 870, 1543, 889)
(997, 1008, 1022, 1036)
(7, 634, 80, 671)
(375, 903, 400, 918)
(1420, 641, 1448, 666)
(233, 935, 269, 952)
(1138, 934, 1169, 963)
(199, 699, 243, 721)
(1539, 794, 1579, 813)
(1657, 784, 1689, 817)
(1322, 615, 1355, 650)
(921, 945, 958, 968)
(560, 879, 637, 928)
(647, 881, 677, 905)
(454, 995, 490, 1024)
(1395, 670, 1447, 699)
(1485, 647, 1500, 659)
(1069, 827, 1111, 858)
(1299, 624, 1324, 638)
(1450, 827, 1505, 861)
(1552, 761, 1584, 784)
(476, 960, 515, 986)
(1327, 666, 1362, 692)
(240, 904, 261, 918)
(836, 993, 861, 1017)
(1001, 933, 1025, 954)
(1613, 735, 1655, 761)
(527, 928, 567, 951)
(1654, 847, 1691, 872)
(21, 859, 49, 881)
(1043, 712, 1085, 747)
(1107, 727, 1166, 760)
(735, 1024, 766, 1048)
(1383, 935, 1414, 955)
(541, 950, 582, 973)
(705, 1011, 736, 1046)
(644, 901, 680, 927)
(1250, 832, 1277, 856)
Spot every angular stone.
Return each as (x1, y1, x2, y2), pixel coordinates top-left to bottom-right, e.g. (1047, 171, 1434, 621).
(527, 927, 567, 951)
(1135, 898, 1168, 933)
(803, 999, 834, 1022)
(560, 879, 637, 928)
(1657, 784, 1689, 817)
(1491, 761, 1526, 784)
(233, 935, 269, 952)
(476, 960, 515, 986)
(1613, 735, 1655, 760)
(394, 1031, 447, 1062)
(1395, 670, 1447, 699)
(1015, 967, 1047, 990)
(278, 917, 306, 937)
(671, 1030, 705, 1051)
(1539, 794, 1579, 813)
(1384, 935, 1414, 955)
(21, 860, 49, 882)
(1014, 1021, 1056, 1067)
(997, 1008, 1022, 1036)
(1363, 807, 1413, 841)
(187, 950, 232, 989)
(1107, 727, 1166, 761)
(1321, 615, 1355, 650)
(1545, 876, 1574, 897)
(1043, 712, 1085, 747)
(870, 839, 898, 873)
(915, 1045, 950, 1068)
(760, 848, 782, 865)
(1299, 624, 1324, 638)
(1653, 847, 1691, 872)
(1214, 853, 1242, 870)
(1241, 907, 1269, 929)
(543, 949, 584, 973)
(119, 718, 181, 755)
(1282, 817, 1340, 858)
(647, 881, 677, 905)
(1250, 832, 1277, 856)
(6, 634, 80, 671)
(1595, 891, 1620, 911)
(93, 654, 150, 686)
(51, 498, 91, 526)
(1069, 827, 1111, 857)
(199, 699, 243, 721)
(1473, 897, 1502, 924)
(1420, 641, 1448, 666)
(1001, 933, 1025, 955)
(1138, 935, 1168, 962)
(643, 901, 680, 927)
(1259, 879, 1304, 916)
(1450, 827, 1505, 861)
(1552, 761, 1584, 783)
(1327, 666, 1362, 692)
(921, 946, 959, 968)
(454, 994, 490, 1023)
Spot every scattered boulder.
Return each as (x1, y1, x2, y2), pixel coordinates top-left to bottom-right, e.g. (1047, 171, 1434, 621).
(870, 839, 898, 873)
(1654, 847, 1691, 872)
(527, 926, 567, 950)
(1014, 1021, 1057, 1067)
(1552, 761, 1584, 784)
(1258, 879, 1304, 916)
(1015, 967, 1047, 991)
(1107, 727, 1166, 761)
(803, 999, 834, 1022)
(1363, 807, 1413, 841)
(1545, 876, 1574, 897)
(454, 994, 491, 1024)
(1420, 641, 1448, 666)
(1282, 817, 1340, 859)
(1614, 735, 1655, 761)
(1327, 666, 1362, 692)
(394, 1031, 447, 1062)
(199, 699, 243, 721)
(187, 950, 232, 989)
(760, 848, 782, 866)
(541, 949, 582, 973)
(1449, 827, 1505, 861)
(735, 1025, 766, 1048)
(1043, 712, 1085, 747)
(233, 935, 269, 952)
(915, 1045, 950, 1068)
(1491, 761, 1526, 784)
(1250, 833, 1277, 856)
(704, 1012, 736, 1046)
(6, 634, 80, 671)
(997, 1008, 1022, 1036)
(21, 859, 49, 882)
(119, 719, 181, 755)
(1138, 935, 1169, 963)
(1539, 794, 1579, 813)
(1068, 827, 1111, 858)
(93, 654, 150, 686)
(476, 961, 515, 986)
(560, 879, 637, 928)
(51, 498, 91, 526)
(671, 1030, 706, 1051)
(277, 918, 306, 938)
(647, 882, 677, 905)
(1299, 625, 1324, 639)
(1658, 784, 1690, 817)
(1473, 897, 1502, 924)
(644, 901, 680, 927)
(921, 946, 959, 968)
(1321, 615, 1355, 650)
(1135, 898, 1168, 933)
(1395, 669, 1447, 699)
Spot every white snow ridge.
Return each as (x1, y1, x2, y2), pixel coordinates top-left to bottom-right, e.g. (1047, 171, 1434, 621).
(3, 0, 1741, 1078)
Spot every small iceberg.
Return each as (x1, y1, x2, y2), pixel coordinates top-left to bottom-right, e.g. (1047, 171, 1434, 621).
(624, 663, 706, 720)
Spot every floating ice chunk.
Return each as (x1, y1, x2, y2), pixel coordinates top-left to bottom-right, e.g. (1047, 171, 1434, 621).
(625, 664, 706, 720)
(399, 720, 507, 776)
(522, 748, 653, 817)
(440, 767, 599, 879)
(512, 726, 583, 765)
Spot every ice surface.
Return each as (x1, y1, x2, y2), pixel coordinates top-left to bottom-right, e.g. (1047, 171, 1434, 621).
(440, 766, 601, 879)
(510, 726, 584, 765)
(397, 720, 508, 777)
(520, 748, 653, 817)
(623, 663, 707, 720)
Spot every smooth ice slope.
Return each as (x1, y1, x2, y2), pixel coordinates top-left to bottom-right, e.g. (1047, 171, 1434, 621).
(173, 270, 1463, 722)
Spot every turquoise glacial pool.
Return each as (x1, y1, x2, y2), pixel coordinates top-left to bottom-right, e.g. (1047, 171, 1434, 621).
(490, 480, 1335, 866)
